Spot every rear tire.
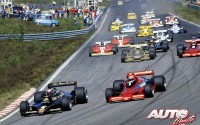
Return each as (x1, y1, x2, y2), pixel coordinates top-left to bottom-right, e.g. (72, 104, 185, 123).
(112, 48, 117, 54)
(152, 75, 166, 92)
(144, 84, 154, 98)
(75, 87, 88, 104)
(105, 88, 113, 102)
(34, 91, 46, 103)
(20, 101, 29, 116)
(61, 96, 72, 111)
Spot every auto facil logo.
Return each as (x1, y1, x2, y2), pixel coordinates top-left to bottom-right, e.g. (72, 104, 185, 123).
(147, 109, 196, 125)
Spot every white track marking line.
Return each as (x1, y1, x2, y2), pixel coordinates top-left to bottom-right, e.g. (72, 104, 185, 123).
(0, 8, 110, 123)
(169, 13, 200, 28)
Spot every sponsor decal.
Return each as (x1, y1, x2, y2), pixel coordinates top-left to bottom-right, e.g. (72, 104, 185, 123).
(147, 109, 196, 125)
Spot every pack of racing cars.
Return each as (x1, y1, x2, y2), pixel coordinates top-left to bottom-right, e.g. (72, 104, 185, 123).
(18, 6, 200, 118)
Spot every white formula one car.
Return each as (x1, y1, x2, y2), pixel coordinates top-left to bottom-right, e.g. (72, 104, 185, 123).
(120, 23, 136, 33)
(165, 16, 180, 26)
(168, 24, 187, 34)
(149, 18, 164, 28)
(140, 16, 153, 25)
(151, 30, 173, 42)
(144, 10, 156, 18)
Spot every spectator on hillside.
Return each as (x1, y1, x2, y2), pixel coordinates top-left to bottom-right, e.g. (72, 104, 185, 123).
(1, 8, 6, 19)
(67, 8, 70, 18)
(74, 16, 78, 25)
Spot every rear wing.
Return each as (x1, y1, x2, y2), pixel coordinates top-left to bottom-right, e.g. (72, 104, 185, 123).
(95, 41, 111, 45)
(48, 81, 77, 88)
(150, 18, 160, 21)
(130, 44, 148, 48)
(166, 16, 176, 18)
(133, 70, 154, 76)
(153, 30, 167, 33)
(113, 34, 128, 38)
(139, 26, 151, 30)
(185, 40, 200, 43)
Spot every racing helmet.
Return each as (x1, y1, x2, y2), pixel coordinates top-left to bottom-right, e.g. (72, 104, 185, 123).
(126, 72, 138, 87)
(173, 24, 177, 27)
(135, 44, 140, 50)
(191, 42, 197, 49)
(100, 41, 104, 47)
(47, 88, 56, 96)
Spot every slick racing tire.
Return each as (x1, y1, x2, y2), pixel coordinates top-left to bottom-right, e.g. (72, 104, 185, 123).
(130, 40, 134, 45)
(105, 88, 113, 102)
(149, 48, 156, 59)
(177, 44, 184, 58)
(75, 87, 88, 104)
(34, 91, 46, 103)
(89, 46, 93, 57)
(121, 54, 126, 63)
(162, 41, 169, 52)
(61, 96, 72, 111)
(20, 101, 29, 116)
(112, 44, 118, 52)
(112, 48, 118, 54)
(144, 84, 154, 98)
(151, 75, 166, 92)
(168, 35, 173, 42)
(113, 80, 124, 95)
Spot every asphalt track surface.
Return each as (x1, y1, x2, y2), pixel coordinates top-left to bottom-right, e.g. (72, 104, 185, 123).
(1, 0, 200, 125)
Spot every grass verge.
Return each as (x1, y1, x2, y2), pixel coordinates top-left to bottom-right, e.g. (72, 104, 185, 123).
(173, 3, 200, 25)
(0, 18, 84, 34)
(0, 31, 94, 110)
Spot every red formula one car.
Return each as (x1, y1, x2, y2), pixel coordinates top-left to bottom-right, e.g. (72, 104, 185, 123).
(89, 41, 118, 57)
(177, 39, 200, 58)
(111, 35, 134, 47)
(105, 70, 166, 102)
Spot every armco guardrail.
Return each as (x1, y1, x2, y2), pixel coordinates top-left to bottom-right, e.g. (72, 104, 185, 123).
(173, 0, 200, 10)
(187, 3, 200, 10)
(0, 7, 107, 41)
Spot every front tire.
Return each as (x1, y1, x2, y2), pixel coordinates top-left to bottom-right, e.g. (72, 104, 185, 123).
(121, 54, 126, 63)
(162, 41, 169, 52)
(144, 84, 154, 98)
(113, 80, 124, 95)
(61, 96, 72, 111)
(20, 101, 29, 116)
(105, 88, 113, 102)
(177, 44, 184, 58)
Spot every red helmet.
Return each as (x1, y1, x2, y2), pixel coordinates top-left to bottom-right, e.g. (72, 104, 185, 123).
(127, 72, 138, 81)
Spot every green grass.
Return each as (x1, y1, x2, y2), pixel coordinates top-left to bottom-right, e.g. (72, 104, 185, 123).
(0, 17, 84, 34)
(0, 31, 94, 110)
(173, 4, 200, 25)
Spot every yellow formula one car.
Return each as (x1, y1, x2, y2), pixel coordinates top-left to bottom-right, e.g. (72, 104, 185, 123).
(109, 18, 124, 31)
(118, 1, 123, 5)
(136, 29, 153, 37)
(127, 11, 137, 20)
(139, 25, 152, 30)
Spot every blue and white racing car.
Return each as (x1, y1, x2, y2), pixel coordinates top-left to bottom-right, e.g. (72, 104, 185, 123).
(168, 24, 187, 34)
(120, 23, 136, 33)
